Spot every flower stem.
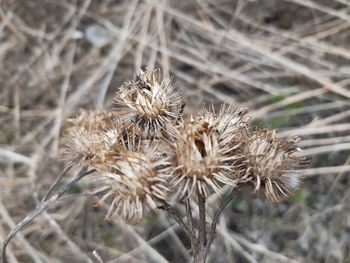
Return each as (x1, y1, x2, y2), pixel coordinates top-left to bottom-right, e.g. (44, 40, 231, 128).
(159, 201, 197, 247)
(1, 167, 95, 263)
(204, 188, 238, 259)
(193, 192, 207, 263)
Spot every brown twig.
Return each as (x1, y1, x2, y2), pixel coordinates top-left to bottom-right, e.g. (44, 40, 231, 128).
(185, 198, 195, 254)
(193, 192, 207, 263)
(42, 159, 76, 202)
(204, 188, 238, 260)
(158, 201, 197, 247)
(185, 198, 194, 232)
(1, 167, 95, 263)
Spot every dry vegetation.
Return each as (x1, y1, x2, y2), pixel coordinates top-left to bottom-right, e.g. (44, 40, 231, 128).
(0, 0, 350, 262)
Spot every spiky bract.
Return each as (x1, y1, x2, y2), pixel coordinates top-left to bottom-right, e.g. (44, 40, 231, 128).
(172, 106, 249, 199)
(90, 140, 171, 222)
(242, 130, 310, 202)
(114, 68, 185, 137)
(61, 69, 311, 226)
(63, 109, 122, 166)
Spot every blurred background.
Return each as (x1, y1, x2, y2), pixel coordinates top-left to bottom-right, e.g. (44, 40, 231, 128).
(1, 0, 350, 262)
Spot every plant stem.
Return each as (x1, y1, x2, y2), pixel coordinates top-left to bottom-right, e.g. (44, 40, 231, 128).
(204, 188, 238, 259)
(42, 160, 75, 201)
(198, 193, 206, 247)
(185, 198, 194, 232)
(161, 189, 238, 263)
(1, 167, 95, 263)
(159, 201, 197, 247)
(185, 198, 195, 253)
(194, 192, 207, 263)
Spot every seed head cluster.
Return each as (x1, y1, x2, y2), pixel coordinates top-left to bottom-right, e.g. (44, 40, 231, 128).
(63, 68, 310, 222)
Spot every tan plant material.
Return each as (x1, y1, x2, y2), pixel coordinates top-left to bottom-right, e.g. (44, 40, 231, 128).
(172, 106, 249, 200)
(62, 109, 122, 166)
(89, 138, 172, 222)
(114, 68, 185, 137)
(2, 68, 310, 263)
(59, 69, 309, 262)
(242, 130, 310, 202)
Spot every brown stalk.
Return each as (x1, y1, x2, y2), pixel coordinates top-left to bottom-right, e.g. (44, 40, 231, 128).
(204, 188, 238, 260)
(1, 167, 95, 263)
(158, 201, 198, 247)
(160, 189, 238, 263)
(185, 198, 195, 254)
(193, 192, 207, 263)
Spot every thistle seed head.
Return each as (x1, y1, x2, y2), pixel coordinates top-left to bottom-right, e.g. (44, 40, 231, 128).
(243, 130, 310, 202)
(61, 69, 311, 224)
(63, 109, 122, 166)
(172, 105, 249, 199)
(65, 109, 116, 131)
(114, 68, 185, 137)
(89, 139, 172, 222)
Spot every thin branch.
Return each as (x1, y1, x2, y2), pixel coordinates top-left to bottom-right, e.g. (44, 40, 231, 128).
(185, 198, 195, 254)
(1, 167, 95, 263)
(198, 193, 207, 247)
(0, 200, 43, 263)
(204, 188, 238, 259)
(61, 168, 96, 194)
(42, 159, 76, 201)
(185, 198, 194, 233)
(158, 201, 197, 246)
(194, 192, 207, 263)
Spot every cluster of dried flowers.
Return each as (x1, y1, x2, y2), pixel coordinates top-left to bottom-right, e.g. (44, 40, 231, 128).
(63, 69, 309, 223)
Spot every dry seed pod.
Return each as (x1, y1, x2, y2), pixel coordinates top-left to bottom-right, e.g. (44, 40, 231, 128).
(89, 139, 172, 222)
(172, 105, 249, 199)
(114, 68, 185, 137)
(65, 109, 116, 132)
(243, 130, 310, 202)
(62, 109, 122, 166)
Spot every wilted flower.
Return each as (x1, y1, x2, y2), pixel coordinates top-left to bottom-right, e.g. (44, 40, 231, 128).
(55, 68, 313, 263)
(172, 106, 249, 199)
(61, 69, 309, 226)
(114, 68, 185, 137)
(242, 130, 310, 202)
(89, 139, 172, 222)
(62, 109, 122, 166)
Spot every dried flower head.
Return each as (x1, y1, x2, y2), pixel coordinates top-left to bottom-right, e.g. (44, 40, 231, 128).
(172, 106, 249, 199)
(114, 68, 185, 137)
(63, 109, 122, 166)
(242, 130, 310, 202)
(90, 139, 172, 222)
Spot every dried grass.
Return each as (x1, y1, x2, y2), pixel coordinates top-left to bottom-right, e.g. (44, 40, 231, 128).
(1, 0, 349, 262)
